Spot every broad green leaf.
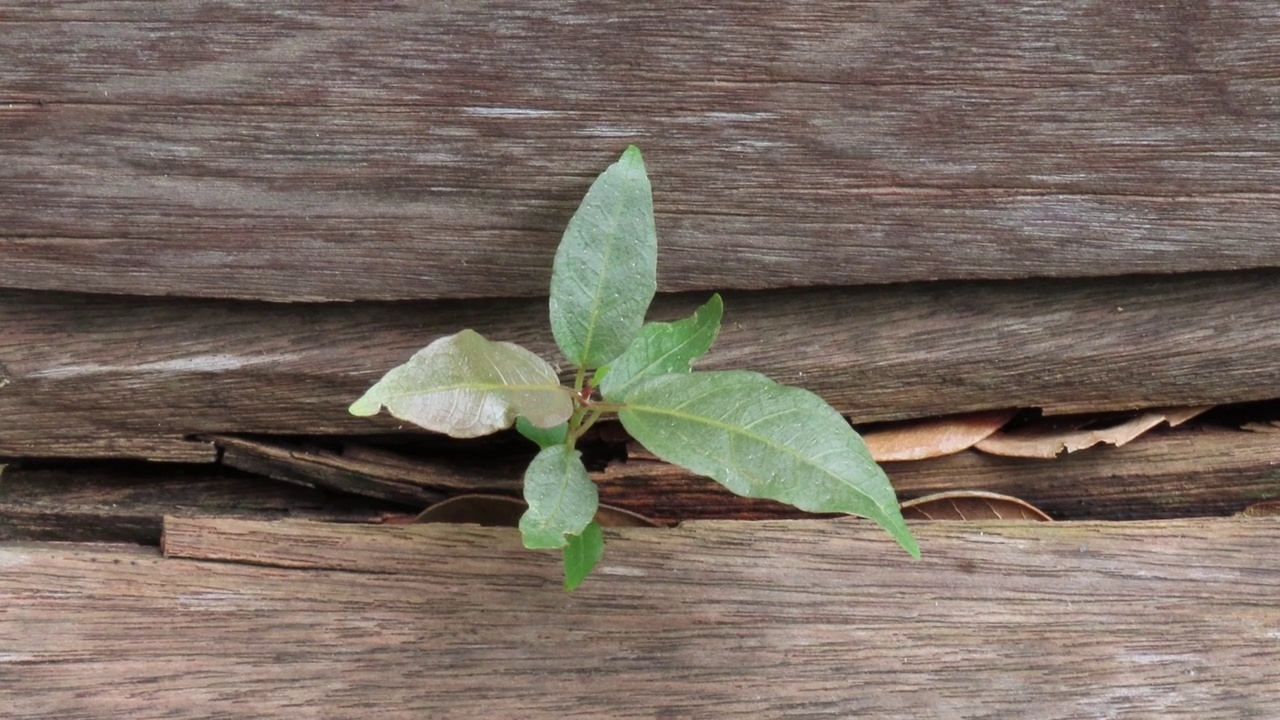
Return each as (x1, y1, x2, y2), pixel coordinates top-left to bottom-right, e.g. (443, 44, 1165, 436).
(350, 329, 573, 439)
(549, 146, 658, 369)
(598, 294, 722, 401)
(519, 445, 599, 549)
(562, 521, 604, 591)
(618, 371, 919, 557)
(515, 417, 569, 449)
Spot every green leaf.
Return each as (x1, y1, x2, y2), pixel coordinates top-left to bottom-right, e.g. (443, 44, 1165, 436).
(598, 294, 723, 401)
(350, 329, 573, 438)
(562, 521, 604, 591)
(519, 445, 599, 549)
(515, 417, 569, 449)
(549, 146, 658, 369)
(618, 371, 919, 557)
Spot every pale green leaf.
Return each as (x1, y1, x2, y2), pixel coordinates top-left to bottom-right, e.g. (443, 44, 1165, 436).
(549, 146, 658, 369)
(519, 445, 599, 549)
(598, 294, 722, 401)
(618, 371, 919, 556)
(515, 417, 569, 449)
(562, 521, 604, 591)
(350, 329, 573, 439)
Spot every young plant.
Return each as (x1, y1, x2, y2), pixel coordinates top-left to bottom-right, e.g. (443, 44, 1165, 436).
(350, 146, 918, 590)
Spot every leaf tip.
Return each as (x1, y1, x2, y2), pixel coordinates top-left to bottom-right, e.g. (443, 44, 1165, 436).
(563, 521, 605, 591)
(704, 292, 724, 318)
(621, 145, 644, 165)
(897, 529, 922, 559)
(348, 393, 381, 417)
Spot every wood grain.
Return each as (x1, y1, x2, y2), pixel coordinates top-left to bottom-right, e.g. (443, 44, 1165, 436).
(4, 2, 1280, 299)
(888, 426, 1280, 520)
(0, 463, 402, 544)
(4, 271, 1280, 456)
(212, 434, 527, 506)
(597, 426, 1280, 522)
(5, 517, 1277, 718)
(6, 422, 1270, 543)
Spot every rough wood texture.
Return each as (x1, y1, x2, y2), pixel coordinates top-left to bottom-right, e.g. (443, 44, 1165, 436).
(598, 426, 1280, 522)
(4, 518, 1277, 718)
(4, 1, 1280, 300)
(0, 463, 402, 544)
(4, 423, 1272, 542)
(888, 427, 1280, 520)
(4, 272, 1280, 456)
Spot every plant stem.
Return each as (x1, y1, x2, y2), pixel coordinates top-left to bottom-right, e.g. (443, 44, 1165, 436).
(570, 407, 605, 444)
(586, 401, 626, 413)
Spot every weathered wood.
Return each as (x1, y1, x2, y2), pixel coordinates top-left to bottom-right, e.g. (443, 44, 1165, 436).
(0, 463, 403, 544)
(598, 426, 1280, 522)
(6, 517, 1277, 718)
(4, 272, 1280, 456)
(4, 2, 1280, 299)
(8, 422, 1269, 540)
(0, 437, 216, 463)
(889, 427, 1280, 519)
(212, 435, 526, 506)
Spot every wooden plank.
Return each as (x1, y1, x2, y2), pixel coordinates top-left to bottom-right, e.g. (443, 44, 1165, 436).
(0, 463, 403, 544)
(8, 1, 1279, 90)
(4, 518, 1277, 718)
(5, 272, 1280, 456)
(887, 427, 1280, 520)
(4, 2, 1280, 299)
(596, 426, 1280, 522)
(8, 422, 1272, 541)
(212, 434, 527, 506)
(0, 436, 216, 463)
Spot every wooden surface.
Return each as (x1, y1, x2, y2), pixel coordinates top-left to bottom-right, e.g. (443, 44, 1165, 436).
(5, 1, 1280, 300)
(0, 463, 401, 544)
(4, 272, 1280, 456)
(2, 517, 1276, 718)
(3, 423, 1274, 543)
(598, 426, 1280, 522)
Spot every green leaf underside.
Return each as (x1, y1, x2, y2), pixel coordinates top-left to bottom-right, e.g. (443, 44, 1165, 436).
(349, 330, 573, 439)
(618, 372, 919, 557)
(549, 146, 658, 369)
(515, 417, 569, 449)
(519, 445, 599, 550)
(598, 294, 723, 401)
(562, 521, 605, 591)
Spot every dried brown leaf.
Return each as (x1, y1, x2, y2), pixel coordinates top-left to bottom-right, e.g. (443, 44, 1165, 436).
(1237, 501, 1280, 517)
(861, 410, 1016, 462)
(975, 407, 1210, 459)
(1163, 406, 1213, 427)
(900, 491, 1052, 521)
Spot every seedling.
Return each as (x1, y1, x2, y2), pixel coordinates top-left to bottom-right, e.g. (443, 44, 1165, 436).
(351, 147, 918, 590)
